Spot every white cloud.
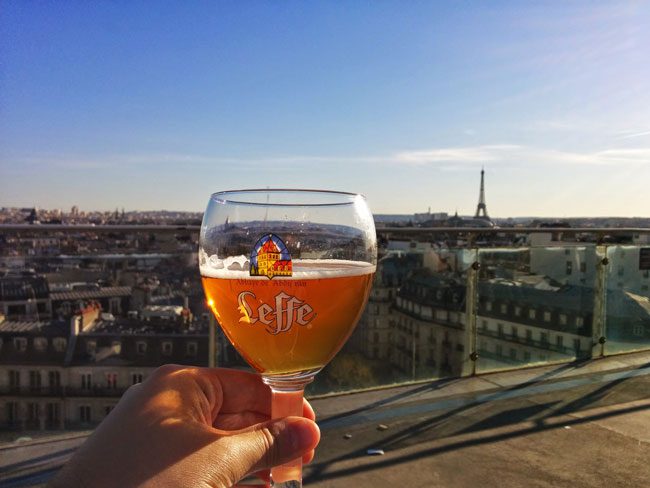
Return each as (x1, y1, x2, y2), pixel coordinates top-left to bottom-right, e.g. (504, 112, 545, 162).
(393, 145, 521, 165)
(617, 130, 650, 140)
(8, 144, 650, 172)
(392, 145, 650, 167)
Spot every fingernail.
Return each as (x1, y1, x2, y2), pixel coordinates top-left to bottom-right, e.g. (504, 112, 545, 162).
(285, 418, 319, 452)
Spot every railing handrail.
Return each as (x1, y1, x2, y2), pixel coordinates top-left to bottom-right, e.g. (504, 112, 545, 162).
(0, 224, 201, 233)
(2, 224, 650, 235)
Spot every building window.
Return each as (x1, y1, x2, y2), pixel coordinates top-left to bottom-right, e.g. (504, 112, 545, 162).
(540, 332, 549, 345)
(373, 332, 379, 343)
(106, 373, 118, 389)
(485, 301, 492, 312)
(559, 314, 567, 326)
(86, 340, 96, 355)
(497, 323, 504, 337)
(495, 344, 503, 356)
(79, 405, 92, 423)
(14, 337, 27, 352)
(162, 341, 173, 355)
(9, 370, 20, 391)
(29, 370, 42, 391)
(514, 306, 522, 316)
(510, 348, 517, 360)
(481, 320, 487, 330)
(523, 351, 531, 362)
(53, 337, 67, 352)
(46, 403, 60, 425)
(187, 341, 198, 356)
(580, 262, 586, 273)
(34, 337, 48, 352)
(618, 267, 624, 277)
(529, 309, 536, 320)
(6, 402, 18, 425)
(573, 339, 581, 354)
(81, 373, 92, 390)
(132, 373, 144, 385)
(511, 327, 518, 339)
(543, 311, 551, 322)
(27, 403, 39, 423)
(104, 405, 115, 417)
(633, 325, 644, 337)
(556, 335, 564, 348)
(576, 316, 584, 327)
(526, 329, 533, 343)
(136, 341, 147, 355)
(500, 303, 507, 314)
(49, 371, 61, 388)
(566, 261, 572, 275)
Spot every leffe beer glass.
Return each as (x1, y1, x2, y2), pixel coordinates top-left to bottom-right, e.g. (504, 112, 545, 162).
(199, 189, 376, 487)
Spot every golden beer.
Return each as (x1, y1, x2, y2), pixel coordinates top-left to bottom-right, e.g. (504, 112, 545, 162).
(201, 260, 374, 374)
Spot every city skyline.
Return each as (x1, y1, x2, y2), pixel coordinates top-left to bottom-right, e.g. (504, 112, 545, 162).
(1, 2, 650, 217)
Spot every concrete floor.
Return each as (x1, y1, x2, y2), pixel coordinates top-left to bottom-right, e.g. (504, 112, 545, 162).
(305, 353, 650, 487)
(2, 352, 650, 487)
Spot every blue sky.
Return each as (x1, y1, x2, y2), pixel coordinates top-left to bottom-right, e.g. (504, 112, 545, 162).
(1, 1, 649, 216)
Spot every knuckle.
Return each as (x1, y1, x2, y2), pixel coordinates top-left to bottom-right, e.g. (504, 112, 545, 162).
(258, 425, 280, 467)
(154, 363, 182, 378)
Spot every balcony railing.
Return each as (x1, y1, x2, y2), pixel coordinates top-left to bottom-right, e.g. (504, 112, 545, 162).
(0, 385, 128, 397)
(477, 328, 576, 355)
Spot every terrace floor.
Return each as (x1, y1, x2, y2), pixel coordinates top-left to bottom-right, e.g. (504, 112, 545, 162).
(2, 352, 650, 487)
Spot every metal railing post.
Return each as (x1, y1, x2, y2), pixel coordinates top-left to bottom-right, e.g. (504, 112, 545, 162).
(464, 249, 479, 376)
(592, 245, 608, 358)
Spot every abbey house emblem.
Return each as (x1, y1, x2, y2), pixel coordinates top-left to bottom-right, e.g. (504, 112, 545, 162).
(249, 234, 293, 279)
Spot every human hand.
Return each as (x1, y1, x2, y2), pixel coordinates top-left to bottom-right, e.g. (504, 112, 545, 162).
(49, 365, 320, 488)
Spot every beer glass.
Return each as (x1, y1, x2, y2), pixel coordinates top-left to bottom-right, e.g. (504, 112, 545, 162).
(199, 189, 377, 487)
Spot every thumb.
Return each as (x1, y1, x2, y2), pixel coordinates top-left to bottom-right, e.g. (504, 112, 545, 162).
(216, 417, 320, 485)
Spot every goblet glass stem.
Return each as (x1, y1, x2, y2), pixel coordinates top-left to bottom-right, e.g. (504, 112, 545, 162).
(270, 388, 305, 487)
(263, 372, 317, 487)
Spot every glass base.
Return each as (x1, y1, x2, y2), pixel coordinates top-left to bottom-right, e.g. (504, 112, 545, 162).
(272, 480, 302, 487)
(261, 368, 321, 391)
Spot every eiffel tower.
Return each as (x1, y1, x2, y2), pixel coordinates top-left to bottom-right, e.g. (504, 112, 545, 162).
(474, 168, 490, 220)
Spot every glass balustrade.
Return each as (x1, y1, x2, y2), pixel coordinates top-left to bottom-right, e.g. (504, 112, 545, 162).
(1, 226, 650, 416)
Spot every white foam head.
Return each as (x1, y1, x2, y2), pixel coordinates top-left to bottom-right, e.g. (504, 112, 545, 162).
(199, 254, 375, 280)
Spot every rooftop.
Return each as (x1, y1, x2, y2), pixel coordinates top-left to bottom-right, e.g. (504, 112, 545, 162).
(1, 350, 649, 487)
(49, 286, 132, 301)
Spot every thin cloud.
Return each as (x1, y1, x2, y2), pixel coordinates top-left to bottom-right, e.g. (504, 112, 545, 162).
(392, 145, 650, 167)
(7, 145, 650, 172)
(618, 130, 650, 139)
(393, 145, 521, 165)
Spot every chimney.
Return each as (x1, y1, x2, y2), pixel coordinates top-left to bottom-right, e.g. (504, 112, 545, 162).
(70, 301, 101, 335)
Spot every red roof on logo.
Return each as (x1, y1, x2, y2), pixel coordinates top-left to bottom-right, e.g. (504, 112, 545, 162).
(260, 238, 281, 254)
(272, 260, 292, 270)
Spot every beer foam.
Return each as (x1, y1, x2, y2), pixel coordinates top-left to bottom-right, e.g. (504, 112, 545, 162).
(200, 255, 376, 280)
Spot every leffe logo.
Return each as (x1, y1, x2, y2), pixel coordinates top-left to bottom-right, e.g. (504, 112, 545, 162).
(237, 291, 315, 335)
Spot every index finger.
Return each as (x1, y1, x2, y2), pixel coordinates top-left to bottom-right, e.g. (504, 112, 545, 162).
(205, 367, 272, 415)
